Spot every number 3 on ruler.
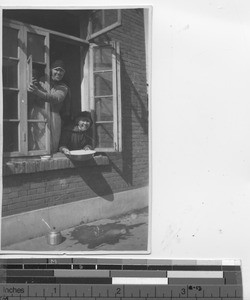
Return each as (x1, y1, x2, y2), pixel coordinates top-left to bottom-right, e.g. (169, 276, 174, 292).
(181, 288, 186, 295)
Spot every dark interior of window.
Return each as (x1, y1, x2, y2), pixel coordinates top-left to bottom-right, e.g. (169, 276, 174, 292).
(50, 38, 84, 119)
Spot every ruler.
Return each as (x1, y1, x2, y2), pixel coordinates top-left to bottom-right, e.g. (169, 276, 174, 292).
(0, 258, 243, 299)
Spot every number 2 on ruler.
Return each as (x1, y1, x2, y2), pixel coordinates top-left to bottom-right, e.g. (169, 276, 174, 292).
(116, 288, 121, 296)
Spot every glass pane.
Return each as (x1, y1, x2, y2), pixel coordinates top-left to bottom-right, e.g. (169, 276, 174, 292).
(104, 10, 118, 27)
(96, 123, 113, 148)
(3, 27, 18, 58)
(28, 122, 47, 151)
(3, 90, 18, 119)
(94, 72, 112, 96)
(27, 33, 45, 63)
(28, 93, 47, 121)
(95, 97, 113, 121)
(94, 47, 112, 71)
(32, 62, 46, 80)
(3, 59, 18, 88)
(3, 121, 19, 152)
(91, 10, 118, 34)
(91, 10, 103, 34)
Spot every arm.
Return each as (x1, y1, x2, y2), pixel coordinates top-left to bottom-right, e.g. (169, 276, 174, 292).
(59, 146, 71, 155)
(28, 82, 68, 105)
(59, 128, 71, 155)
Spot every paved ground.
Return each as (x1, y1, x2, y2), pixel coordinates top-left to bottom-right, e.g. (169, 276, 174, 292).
(3, 207, 149, 252)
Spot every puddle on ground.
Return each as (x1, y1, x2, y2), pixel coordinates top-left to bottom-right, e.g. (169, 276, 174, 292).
(69, 221, 146, 250)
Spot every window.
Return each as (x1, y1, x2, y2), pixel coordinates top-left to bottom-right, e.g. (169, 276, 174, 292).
(88, 10, 121, 40)
(3, 20, 50, 157)
(3, 10, 122, 159)
(88, 42, 122, 152)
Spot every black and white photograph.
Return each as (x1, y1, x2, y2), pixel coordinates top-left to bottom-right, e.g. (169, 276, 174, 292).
(3, 0, 250, 297)
(1, 7, 150, 252)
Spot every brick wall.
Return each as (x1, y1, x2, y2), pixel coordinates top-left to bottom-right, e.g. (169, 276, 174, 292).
(2, 9, 149, 217)
(107, 9, 149, 188)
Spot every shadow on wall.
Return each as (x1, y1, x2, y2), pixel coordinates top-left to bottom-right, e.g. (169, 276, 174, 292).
(120, 58, 148, 135)
(71, 160, 114, 201)
(108, 56, 148, 186)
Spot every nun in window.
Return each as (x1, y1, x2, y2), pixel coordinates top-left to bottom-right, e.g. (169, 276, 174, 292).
(28, 60, 70, 153)
(59, 111, 94, 155)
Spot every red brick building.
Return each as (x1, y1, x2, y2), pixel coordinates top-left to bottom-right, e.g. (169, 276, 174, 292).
(1, 8, 149, 248)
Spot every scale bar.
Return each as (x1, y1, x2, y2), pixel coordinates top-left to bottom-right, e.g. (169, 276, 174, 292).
(54, 270, 109, 277)
(112, 277, 168, 285)
(168, 271, 224, 278)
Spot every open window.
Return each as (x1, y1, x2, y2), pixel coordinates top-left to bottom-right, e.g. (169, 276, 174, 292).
(3, 10, 122, 159)
(3, 20, 50, 157)
(88, 42, 122, 152)
(3, 19, 86, 158)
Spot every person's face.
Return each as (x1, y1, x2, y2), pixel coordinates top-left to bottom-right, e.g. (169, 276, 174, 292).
(51, 67, 65, 81)
(78, 117, 91, 132)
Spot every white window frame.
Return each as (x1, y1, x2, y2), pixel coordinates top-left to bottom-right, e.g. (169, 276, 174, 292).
(3, 21, 23, 157)
(86, 41, 122, 152)
(3, 19, 51, 157)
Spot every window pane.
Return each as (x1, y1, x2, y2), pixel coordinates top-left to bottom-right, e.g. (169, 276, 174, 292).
(3, 59, 18, 88)
(28, 94, 47, 121)
(94, 47, 112, 71)
(3, 122, 19, 152)
(32, 62, 46, 80)
(91, 10, 103, 34)
(27, 33, 45, 63)
(95, 97, 113, 121)
(91, 10, 118, 34)
(104, 10, 118, 27)
(96, 123, 113, 148)
(3, 27, 18, 58)
(3, 90, 19, 119)
(94, 72, 112, 96)
(28, 122, 46, 151)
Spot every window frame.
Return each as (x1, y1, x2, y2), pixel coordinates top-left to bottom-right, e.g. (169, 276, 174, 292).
(25, 26, 51, 156)
(88, 41, 122, 152)
(3, 14, 122, 159)
(2, 20, 23, 157)
(3, 19, 51, 157)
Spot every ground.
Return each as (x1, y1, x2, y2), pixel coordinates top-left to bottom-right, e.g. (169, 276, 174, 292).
(2, 207, 149, 252)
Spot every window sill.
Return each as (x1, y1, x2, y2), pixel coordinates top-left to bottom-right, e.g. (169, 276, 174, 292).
(3, 153, 109, 176)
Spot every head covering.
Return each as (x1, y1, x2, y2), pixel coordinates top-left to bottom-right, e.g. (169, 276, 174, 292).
(51, 60, 66, 71)
(74, 111, 93, 128)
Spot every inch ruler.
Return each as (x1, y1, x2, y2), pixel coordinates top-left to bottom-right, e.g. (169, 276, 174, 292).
(0, 258, 243, 299)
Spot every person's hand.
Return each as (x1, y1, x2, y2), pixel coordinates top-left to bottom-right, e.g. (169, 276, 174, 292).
(28, 81, 46, 100)
(62, 148, 71, 155)
(32, 77, 40, 86)
(28, 82, 39, 94)
(84, 145, 92, 151)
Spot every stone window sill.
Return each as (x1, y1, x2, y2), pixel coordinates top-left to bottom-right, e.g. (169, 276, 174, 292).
(3, 153, 109, 176)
